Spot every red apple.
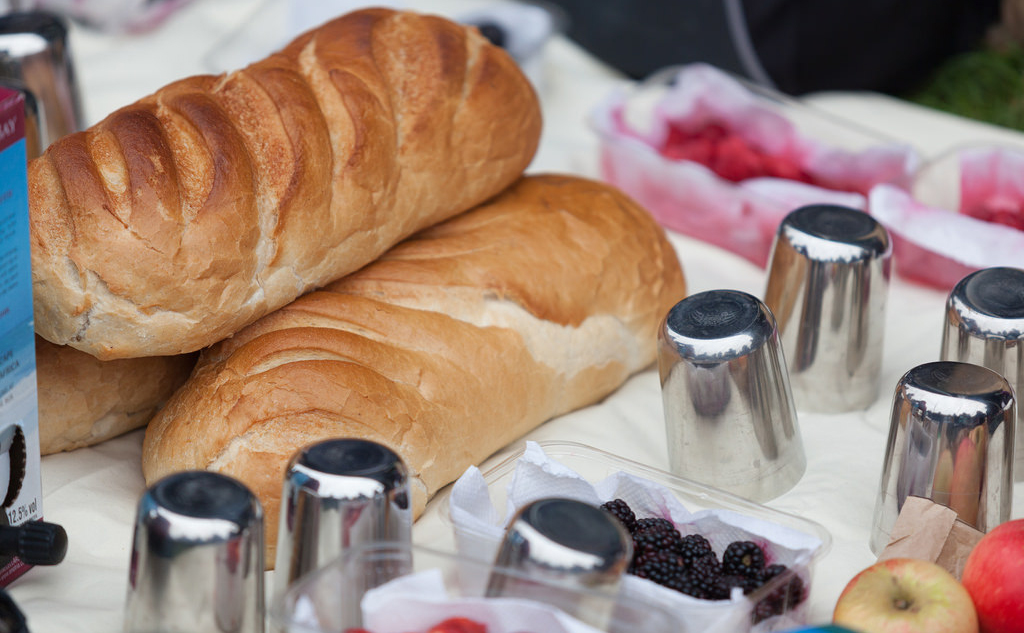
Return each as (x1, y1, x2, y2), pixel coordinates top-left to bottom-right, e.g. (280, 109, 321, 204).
(833, 558, 978, 633)
(961, 518, 1024, 633)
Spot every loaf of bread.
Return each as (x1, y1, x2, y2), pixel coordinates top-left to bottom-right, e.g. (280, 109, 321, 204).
(36, 337, 196, 455)
(142, 174, 686, 562)
(30, 8, 541, 360)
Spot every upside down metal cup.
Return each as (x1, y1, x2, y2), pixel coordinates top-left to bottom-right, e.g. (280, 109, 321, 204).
(274, 438, 412, 596)
(125, 470, 265, 633)
(0, 11, 84, 148)
(869, 361, 1014, 554)
(486, 497, 633, 631)
(764, 204, 892, 412)
(658, 289, 806, 502)
(941, 266, 1024, 481)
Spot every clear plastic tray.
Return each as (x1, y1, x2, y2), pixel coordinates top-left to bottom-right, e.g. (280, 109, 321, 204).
(590, 63, 918, 268)
(269, 542, 685, 633)
(436, 441, 833, 633)
(869, 142, 1024, 290)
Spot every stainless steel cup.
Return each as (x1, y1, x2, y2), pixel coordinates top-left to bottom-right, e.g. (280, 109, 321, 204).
(941, 266, 1024, 481)
(658, 289, 806, 502)
(0, 11, 84, 148)
(764, 204, 892, 412)
(486, 497, 632, 631)
(274, 438, 412, 595)
(869, 361, 1014, 554)
(125, 470, 265, 633)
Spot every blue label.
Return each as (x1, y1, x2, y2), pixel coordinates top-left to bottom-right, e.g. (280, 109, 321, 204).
(0, 137, 32, 333)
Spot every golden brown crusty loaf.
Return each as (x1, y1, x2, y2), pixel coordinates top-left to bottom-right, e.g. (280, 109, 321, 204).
(142, 174, 686, 563)
(30, 8, 541, 360)
(36, 337, 196, 455)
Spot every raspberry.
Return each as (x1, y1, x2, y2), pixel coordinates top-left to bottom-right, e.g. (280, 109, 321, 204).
(427, 618, 488, 633)
(661, 136, 715, 164)
(722, 541, 766, 578)
(711, 135, 764, 182)
(599, 499, 637, 534)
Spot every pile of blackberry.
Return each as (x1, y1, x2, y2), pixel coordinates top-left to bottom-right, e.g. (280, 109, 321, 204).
(600, 499, 804, 623)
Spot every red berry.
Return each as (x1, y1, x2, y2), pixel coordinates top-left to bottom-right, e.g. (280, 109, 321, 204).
(661, 137, 715, 165)
(711, 135, 763, 182)
(761, 154, 812, 183)
(427, 617, 488, 633)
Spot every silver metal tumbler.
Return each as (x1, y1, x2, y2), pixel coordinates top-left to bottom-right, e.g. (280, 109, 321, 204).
(125, 470, 265, 633)
(659, 289, 806, 501)
(486, 497, 632, 631)
(869, 361, 1014, 554)
(274, 438, 412, 595)
(941, 266, 1024, 481)
(0, 11, 84, 148)
(764, 204, 892, 412)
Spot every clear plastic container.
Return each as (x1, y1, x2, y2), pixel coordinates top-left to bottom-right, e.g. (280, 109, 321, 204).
(269, 542, 685, 633)
(869, 143, 1024, 291)
(437, 441, 833, 633)
(590, 63, 918, 268)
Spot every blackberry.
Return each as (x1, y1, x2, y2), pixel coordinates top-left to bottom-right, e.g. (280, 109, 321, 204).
(761, 564, 804, 603)
(710, 574, 743, 600)
(600, 499, 638, 534)
(689, 551, 722, 579)
(718, 573, 762, 598)
(610, 507, 795, 608)
(635, 517, 676, 533)
(630, 549, 684, 585)
(760, 563, 788, 584)
(662, 574, 691, 594)
(780, 571, 805, 606)
(632, 519, 683, 556)
(677, 533, 713, 566)
(752, 599, 777, 623)
(722, 541, 765, 578)
(751, 564, 806, 624)
(677, 569, 719, 600)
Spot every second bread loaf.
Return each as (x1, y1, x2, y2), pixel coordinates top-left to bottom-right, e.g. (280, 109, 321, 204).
(36, 337, 196, 455)
(142, 174, 686, 562)
(30, 8, 541, 360)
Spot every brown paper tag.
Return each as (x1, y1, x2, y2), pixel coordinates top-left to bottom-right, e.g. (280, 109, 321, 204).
(876, 496, 984, 580)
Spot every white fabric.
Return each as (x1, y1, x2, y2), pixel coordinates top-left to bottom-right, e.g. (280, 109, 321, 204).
(11, 1, 1024, 631)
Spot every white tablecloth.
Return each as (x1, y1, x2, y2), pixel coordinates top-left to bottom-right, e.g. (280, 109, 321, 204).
(11, 1, 1024, 630)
